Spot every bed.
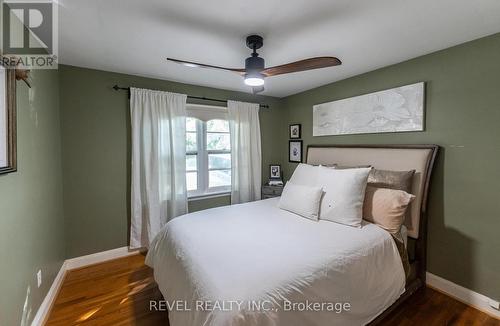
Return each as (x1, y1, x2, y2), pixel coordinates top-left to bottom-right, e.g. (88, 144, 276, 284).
(146, 145, 438, 326)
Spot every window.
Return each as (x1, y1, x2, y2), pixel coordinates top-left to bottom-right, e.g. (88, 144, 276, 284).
(186, 114, 231, 197)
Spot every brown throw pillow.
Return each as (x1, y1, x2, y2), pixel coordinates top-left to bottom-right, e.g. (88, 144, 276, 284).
(363, 186, 415, 234)
(368, 169, 415, 193)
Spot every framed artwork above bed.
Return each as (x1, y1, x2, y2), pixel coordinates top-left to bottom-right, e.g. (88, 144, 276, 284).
(313, 82, 425, 136)
(0, 62, 17, 175)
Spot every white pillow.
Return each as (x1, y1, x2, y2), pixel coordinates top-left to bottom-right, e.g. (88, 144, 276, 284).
(278, 182, 323, 221)
(318, 166, 371, 227)
(288, 163, 319, 186)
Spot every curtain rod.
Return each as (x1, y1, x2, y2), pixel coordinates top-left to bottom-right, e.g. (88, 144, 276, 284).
(112, 85, 270, 109)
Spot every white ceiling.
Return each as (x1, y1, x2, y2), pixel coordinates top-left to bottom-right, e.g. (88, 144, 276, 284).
(59, 0, 500, 97)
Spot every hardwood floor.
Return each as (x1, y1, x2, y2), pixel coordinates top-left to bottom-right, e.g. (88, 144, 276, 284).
(46, 254, 168, 325)
(382, 287, 500, 326)
(46, 254, 499, 325)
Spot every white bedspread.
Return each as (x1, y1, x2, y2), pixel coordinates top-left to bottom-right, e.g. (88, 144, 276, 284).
(146, 198, 405, 326)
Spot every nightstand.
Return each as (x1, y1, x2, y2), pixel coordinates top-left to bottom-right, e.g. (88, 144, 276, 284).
(261, 184, 284, 199)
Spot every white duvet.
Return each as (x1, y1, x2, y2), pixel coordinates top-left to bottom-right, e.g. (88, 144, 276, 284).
(146, 198, 405, 326)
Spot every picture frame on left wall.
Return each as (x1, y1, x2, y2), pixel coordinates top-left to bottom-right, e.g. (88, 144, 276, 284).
(289, 140, 303, 163)
(0, 61, 17, 175)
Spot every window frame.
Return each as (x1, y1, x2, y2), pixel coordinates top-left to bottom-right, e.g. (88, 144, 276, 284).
(185, 119, 201, 195)
(186, 105, 231, 199)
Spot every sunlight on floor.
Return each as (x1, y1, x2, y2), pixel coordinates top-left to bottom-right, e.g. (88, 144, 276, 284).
(127, 278, 154, 296)
(77, 307, 101, 322)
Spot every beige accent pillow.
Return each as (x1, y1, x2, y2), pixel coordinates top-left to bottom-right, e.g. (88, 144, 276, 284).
(363, 186, 415, 234)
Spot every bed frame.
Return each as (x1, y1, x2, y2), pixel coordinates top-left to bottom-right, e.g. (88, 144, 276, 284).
(305, 144, 439, 324)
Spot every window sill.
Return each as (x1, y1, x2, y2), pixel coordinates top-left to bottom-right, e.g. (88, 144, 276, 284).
(188, 191, 231, 201)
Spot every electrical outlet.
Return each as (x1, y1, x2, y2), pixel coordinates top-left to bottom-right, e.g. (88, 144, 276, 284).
(37, 270, 42, 288)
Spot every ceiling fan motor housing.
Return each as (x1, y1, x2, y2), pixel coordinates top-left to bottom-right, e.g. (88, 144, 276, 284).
(245, 56, 264, 73)
(245, 35, 265, 75)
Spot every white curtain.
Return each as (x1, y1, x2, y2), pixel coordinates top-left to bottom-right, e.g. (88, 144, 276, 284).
(228, 100, 262, 204)
(130, 88, 188, 249)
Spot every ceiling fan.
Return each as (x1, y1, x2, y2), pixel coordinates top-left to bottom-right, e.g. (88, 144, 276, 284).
(167, 35, 341, 94)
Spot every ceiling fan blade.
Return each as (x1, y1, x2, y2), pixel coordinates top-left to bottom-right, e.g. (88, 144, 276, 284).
(252, 86, 265, 94)
(261, 57, 341, 77)
(167, 58, 245, 75)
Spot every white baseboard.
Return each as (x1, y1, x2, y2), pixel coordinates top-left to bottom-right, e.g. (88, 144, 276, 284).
(426, 272, 500, 319)
(65, 246, 143, 270)
(31, 246, 143, 326)
(30, 261, 67, 326)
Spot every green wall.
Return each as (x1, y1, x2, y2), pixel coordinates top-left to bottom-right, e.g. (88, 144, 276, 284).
(0, 70, 65, 325)
(281, 33, 500, 299)
(59, 65, 284, 258)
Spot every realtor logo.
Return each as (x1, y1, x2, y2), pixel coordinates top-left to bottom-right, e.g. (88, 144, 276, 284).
(1, 0, 58, 69)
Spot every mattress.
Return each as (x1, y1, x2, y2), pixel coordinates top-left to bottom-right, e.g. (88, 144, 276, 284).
(146, 198, 405, 326)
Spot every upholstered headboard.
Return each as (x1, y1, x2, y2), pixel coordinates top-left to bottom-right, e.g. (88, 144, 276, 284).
(306, 145, 438, 239)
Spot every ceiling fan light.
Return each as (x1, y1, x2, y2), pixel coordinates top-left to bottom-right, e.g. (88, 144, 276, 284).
(182, 62, 199, 68)
(244, 73, 265, 86)
(244, 77, 265, 86)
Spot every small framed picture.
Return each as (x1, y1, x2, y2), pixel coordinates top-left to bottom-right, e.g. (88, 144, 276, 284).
(289, 124, 301, 139)
(269, 165, 281, 180)
(289, 140, 303, 163)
